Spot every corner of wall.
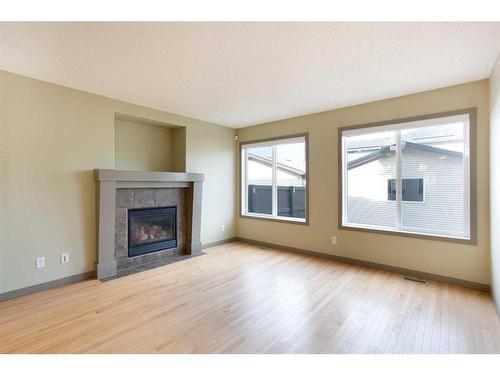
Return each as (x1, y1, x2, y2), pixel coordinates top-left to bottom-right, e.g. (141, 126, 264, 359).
(490, 50, 500, 316)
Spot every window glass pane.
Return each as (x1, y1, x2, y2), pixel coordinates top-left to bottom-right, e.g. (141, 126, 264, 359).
(342, 113, 470, 240)
(246, 146, 273, 214)
(276, 140, 306, 218)
(346, 130, 397, 229)
(400, 122, 466, 236)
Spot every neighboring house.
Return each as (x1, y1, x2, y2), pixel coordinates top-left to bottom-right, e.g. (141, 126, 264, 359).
(347, 141, 466, 236)
(247, 153, 306, 186)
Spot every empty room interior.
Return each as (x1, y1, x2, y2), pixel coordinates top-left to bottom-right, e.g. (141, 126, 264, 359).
(2, 21, 500, 355)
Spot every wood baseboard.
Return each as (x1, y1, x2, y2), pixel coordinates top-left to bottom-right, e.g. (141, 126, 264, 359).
(236, 237, 490, 291)
(0, 271, 96, 302)
(201, 237, 238, 250)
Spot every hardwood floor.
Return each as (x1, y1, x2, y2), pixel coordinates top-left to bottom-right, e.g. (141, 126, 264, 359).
(1, 241, 499, 354)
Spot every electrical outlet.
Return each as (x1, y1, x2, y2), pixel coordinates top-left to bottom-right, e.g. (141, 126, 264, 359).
(331, 236, 337, 245)
(36, 257, 45, 269)
(61, 252, 69, 264)
(221, 224, 225, 232)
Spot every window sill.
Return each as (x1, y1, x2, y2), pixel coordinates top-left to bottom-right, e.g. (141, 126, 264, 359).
(387, 200, 426, 204)
(241, 213, 308, 225)
(339, 223, 474, 245)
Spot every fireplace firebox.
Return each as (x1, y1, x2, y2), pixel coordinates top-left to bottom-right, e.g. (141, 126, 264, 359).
(128, 206, 177, 257)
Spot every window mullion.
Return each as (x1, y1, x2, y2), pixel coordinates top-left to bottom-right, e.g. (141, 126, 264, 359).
(342, 136, 348, 226)
(395, 130, 402, 230)
(243, 149, 248, 215)
(463, 120, 471, 239)
(272, 145, 278, 217)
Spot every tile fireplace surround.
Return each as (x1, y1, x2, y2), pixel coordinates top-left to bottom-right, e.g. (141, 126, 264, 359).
(94, 169, 203, 279)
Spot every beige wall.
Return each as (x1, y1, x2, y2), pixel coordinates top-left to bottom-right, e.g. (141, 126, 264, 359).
(114, 119, 173, 171)
(0, 69, 236, 294)
(236, 80, 491, 284)
(171, 127, 187, 172)
(490, 53, 500, 310)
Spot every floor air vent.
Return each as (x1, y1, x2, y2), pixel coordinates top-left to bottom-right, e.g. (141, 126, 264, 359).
(403, 275, 428, 285)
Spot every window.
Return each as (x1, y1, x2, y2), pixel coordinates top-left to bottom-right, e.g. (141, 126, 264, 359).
(241, 135, 307, 223)
(388, 178, 424, 202)
(340, 109, 475, 242)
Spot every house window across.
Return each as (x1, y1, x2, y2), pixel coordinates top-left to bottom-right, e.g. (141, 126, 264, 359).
(241, 135, 307, 223)
(340, 110, 474, 242)
(388, 178, 424, 202)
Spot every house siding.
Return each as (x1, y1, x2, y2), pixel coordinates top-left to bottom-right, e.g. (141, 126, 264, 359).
(247, 159, 305, 187)
(347, 148, 465, 236)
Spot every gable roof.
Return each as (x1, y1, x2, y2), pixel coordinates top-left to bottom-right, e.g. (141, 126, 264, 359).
(347, 142, 463, 170)
(248, 154, 306, 177)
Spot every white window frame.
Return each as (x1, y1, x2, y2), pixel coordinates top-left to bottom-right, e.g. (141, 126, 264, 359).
(340, 110, 475, 243)
(240, 135, 308, 224)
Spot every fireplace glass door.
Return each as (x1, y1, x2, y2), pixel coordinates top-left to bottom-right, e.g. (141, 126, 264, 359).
(128, 206, 177, 257)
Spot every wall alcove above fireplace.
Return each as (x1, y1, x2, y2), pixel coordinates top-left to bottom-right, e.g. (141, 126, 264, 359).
(114, 113, 187, 173)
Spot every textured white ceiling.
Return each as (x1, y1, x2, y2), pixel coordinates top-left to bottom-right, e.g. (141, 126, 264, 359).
(1, 22, 500, 128)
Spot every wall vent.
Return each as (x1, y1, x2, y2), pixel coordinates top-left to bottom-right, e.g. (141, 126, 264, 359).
(403, 275, 428, 285)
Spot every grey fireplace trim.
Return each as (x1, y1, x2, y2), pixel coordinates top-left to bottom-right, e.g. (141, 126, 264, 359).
(94, 169, 204, 279)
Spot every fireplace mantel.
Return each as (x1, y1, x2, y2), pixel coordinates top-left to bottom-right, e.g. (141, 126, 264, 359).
(94, 169, 204, 279)
(95, 169, 203, 183)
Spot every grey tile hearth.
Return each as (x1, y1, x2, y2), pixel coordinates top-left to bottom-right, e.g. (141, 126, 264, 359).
(115, 253, 204, 278)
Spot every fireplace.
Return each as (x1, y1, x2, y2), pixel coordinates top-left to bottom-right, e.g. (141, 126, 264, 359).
(128, 206, 177, 257)
(95, 169, 203, 279)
